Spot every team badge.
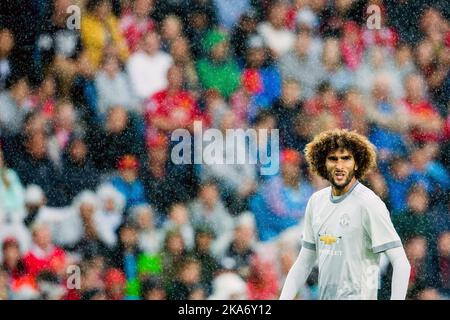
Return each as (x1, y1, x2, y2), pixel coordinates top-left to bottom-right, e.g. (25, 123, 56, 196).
(340, 213, 350, 227)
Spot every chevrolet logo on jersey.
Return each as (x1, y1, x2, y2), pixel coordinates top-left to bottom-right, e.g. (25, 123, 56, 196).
(319, 234, 341, 245)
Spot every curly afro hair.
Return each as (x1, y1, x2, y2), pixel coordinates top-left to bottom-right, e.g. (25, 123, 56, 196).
(304, 129, 377, 180)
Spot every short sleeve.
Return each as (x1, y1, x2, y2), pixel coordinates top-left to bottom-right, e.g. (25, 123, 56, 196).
(302, 197, 316, 251)
(363, 197, 402, 253)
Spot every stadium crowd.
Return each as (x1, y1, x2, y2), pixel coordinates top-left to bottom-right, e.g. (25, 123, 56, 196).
(0, 0, 449, 300)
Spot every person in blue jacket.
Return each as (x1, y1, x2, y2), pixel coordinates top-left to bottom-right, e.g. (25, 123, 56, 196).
(249, 149, 313, 242)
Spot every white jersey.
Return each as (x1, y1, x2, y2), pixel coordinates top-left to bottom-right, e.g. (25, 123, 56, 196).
(302, 181, 402, 300)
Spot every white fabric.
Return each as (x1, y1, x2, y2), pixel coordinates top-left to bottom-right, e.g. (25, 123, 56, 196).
(302, 181, 402, 299)
(279, 247, 316, 299)
(126, 50, 173, 101)
(385, 247, 411, 300)
(257, 22, 295, 57)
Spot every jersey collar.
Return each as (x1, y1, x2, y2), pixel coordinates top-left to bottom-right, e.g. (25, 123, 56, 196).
(329, 180, 360, 204)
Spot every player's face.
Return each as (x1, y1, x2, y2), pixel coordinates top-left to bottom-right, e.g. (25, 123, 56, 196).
(325, 148, 357, 191)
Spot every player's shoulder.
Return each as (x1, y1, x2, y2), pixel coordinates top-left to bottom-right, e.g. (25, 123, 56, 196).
(309, 186, 332, 203)
(352, 182, 386, 208)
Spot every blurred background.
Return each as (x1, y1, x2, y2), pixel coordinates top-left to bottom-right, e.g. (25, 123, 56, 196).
(0, 0, 448, 300)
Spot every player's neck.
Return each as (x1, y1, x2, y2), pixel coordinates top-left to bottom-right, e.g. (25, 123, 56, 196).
(331, 177, 358, 197)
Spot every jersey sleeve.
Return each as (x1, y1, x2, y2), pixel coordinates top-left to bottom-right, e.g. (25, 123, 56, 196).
(363, 197, 402, 253)
(302, 197, 316, 251)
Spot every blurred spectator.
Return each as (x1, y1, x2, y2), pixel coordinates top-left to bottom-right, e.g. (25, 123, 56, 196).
(0, 75, 31, 136)
(189, 180, 234, 257)
(319, 37, 353, 94)
(250, 149, 313, 242)
(60, 134, 100, 204)
(409, 143, 450, 196)
(140, 134, 172, 215)
(435, 231, 450, 297)
(30, 73, 57, 120)
(104, 268, 126, 300)
(183, 0, 218, 59)
(141, 276, 166, 300)
(214, 0, 250, 31)
(111, 155, 146, 211)
(208, 271, 248, 299)
(48, 100, 80, 167)
(252, 110, 279, 181)
(145, 64, 202, 139)
(160, 228, 188, 286)
(14, 132, 64, 207)
(416, 287, 445, 300)
(230, 10, 259, 63)
(160, 15, 183, 53)
(22, 185, 47, 229)
(365, 74, 409, 161)
(221, 212, 256, 279)
(231, 35, 282, 124)
(2, 237, 26, 282)
(304, 81, 344, 129)
(0, 28, 14, 92)
(126, 31, 173, 102)
(246, 254, 278, 300)
(162, 203, 195, 250)
(89, 106, 144, 172)
(341, 88, 368, 135)
(95, 184, 126, 248)
(119, 0, 156, 53)
(35, 270, 67, 300)
(166, 257, 203, 299)
(355, 45, 403, 99)
(0, 145, 25, 224)
(196, 29, 241, 100)
(402, 73, 444, 144)
(191, 226, 220, 295)
(200, 110, 257, 215)
(36, 0, 81, 97)
(67, 191, 111, 261)
(383, 157, 430, 214)
(404, 235, 438, 299)
(80, 0, 129, 69)
(169, 37, 200, 95)
(392, 43, 417, 83)
(278, 29, 323, 100)
(95, 54, 139, 116)
(110, 222, 143, 298)
(271, 79, 303, 149)
(23, 223, 66, 278)
(339, 21, 365, 72)
(319, 0, 363, 38)
(392, 184, 438, 244)
(130, 204, 162, 254)
(257, 1, 294, 58)
(70, 52, 99, 125)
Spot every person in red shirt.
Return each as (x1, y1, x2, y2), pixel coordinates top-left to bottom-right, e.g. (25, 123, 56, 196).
(340, 21, 365, 72)
(119, 0, 156, 53)
(246, 255, 279, 300)
(2, 237, 26, 282)
(23, 223, 67, 278)
(402, 73, 444, 143)
(145, 64, 203, 140)
(104, 268, 126, 300)
(304, 81, 344, 129)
